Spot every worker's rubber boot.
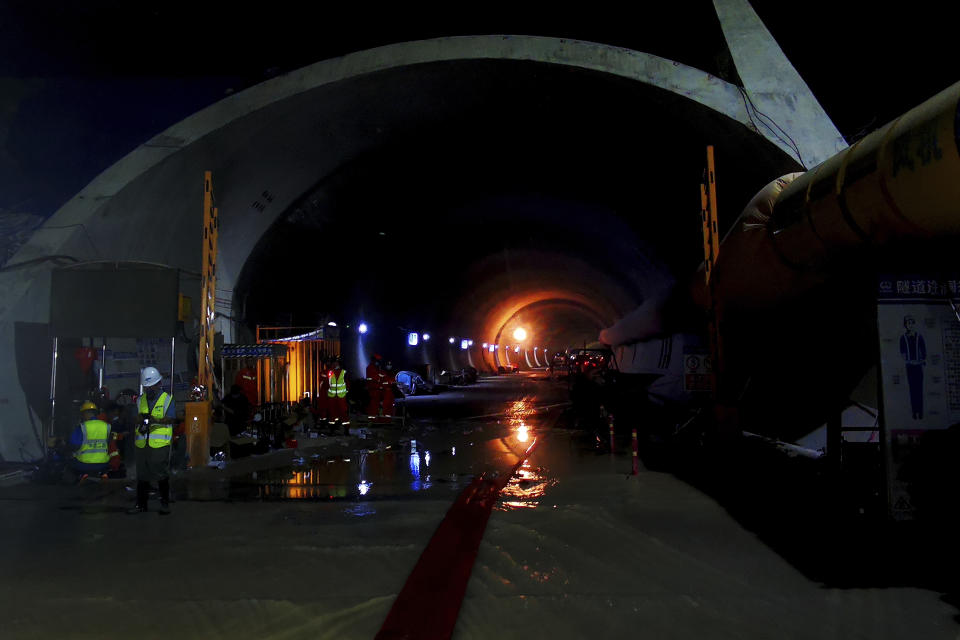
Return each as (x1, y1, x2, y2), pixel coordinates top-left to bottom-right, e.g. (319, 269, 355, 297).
(127, 482, 149, 514)
(158, 479, 171, 515)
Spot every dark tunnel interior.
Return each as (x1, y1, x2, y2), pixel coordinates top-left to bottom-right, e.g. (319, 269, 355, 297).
(235, 59, 801, 374)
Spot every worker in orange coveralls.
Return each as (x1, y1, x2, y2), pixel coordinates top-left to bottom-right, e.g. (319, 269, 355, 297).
(366, 354, 382, 419)
(234, 360, 259, 406)
(380, 360, 396, 419)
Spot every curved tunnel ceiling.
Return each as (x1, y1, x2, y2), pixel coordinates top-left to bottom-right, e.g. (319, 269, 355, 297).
(5, 36, 805, 374)
(230, 45, 801, 365)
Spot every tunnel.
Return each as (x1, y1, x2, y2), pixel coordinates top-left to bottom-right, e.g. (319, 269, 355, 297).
(5, 2, 960, 637)
(0, 22, 845, 459)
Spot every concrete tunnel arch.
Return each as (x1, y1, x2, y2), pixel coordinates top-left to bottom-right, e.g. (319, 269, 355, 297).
(489, 297, 609, 370)
(0, 33, 833, 460)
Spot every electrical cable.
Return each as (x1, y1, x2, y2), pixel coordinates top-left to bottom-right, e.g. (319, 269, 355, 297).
(737, 86, 807, 169)
(742, 90, 805, 167)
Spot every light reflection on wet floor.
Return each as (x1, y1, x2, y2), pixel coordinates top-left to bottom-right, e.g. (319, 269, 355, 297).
(174, 390, 574, 511)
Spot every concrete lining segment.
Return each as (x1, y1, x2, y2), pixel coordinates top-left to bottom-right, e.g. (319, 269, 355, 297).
(9, 35, 762, 274)
(713, 0, 848, 168)
(0, 34, 813, 461)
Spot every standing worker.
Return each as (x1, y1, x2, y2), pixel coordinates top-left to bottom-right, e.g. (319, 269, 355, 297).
(326, 358, 350, 433)
(234, 359, 259, 407)
(317, 357, 331, 429)
(366, 354, 382, 419)
(380, 361, 396, 419)
(70, 401, 115, 481)
(128, 366, 176, 515)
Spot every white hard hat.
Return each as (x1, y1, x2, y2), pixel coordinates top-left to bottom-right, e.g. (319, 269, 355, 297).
(140, 366, 162, 387)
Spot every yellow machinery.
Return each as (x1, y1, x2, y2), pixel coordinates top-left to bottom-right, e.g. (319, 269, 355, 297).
(702, 81, 960, 312)
(185, 171, 218, 467)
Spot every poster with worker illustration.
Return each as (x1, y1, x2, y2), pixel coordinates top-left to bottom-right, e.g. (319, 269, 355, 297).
(877, 276, 960, 519)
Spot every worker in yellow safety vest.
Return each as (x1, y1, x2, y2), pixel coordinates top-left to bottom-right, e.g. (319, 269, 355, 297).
(69, 401, 115, 481)
(326, 358, 350, 432)
(128, 366, 176, 515)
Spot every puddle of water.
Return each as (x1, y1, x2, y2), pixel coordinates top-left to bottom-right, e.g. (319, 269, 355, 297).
(496, 459, 558, 511)
(183, 443, 476, 503)
(173, 391, 561, 506)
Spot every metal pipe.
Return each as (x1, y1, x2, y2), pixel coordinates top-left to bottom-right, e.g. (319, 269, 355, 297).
(99, 339, 106, 390)
(741, 431, 824, 460)
(48, 337, 58, 444)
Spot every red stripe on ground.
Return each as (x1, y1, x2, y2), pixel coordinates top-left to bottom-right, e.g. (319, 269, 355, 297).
(375, 438, 538, 640)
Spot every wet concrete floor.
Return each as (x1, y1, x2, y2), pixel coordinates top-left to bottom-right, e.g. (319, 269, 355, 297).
(1, 371, 959, 639)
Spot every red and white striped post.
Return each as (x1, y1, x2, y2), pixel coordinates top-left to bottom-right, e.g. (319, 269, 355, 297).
(631, 428, 639, 475)
(608, 414, 615, 452)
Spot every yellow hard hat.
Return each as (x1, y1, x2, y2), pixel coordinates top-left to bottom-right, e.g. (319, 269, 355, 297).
(80, 401, 98, 412)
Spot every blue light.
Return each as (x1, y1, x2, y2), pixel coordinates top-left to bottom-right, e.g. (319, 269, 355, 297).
(408, 332, 419, 346)
(449, 337, 455, 344)
(460, 339, 469, 350)
(423, 333, 430, 341)
(358, 323, 368, 334)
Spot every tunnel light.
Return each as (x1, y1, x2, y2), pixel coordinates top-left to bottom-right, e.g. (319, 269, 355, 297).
(482, 343, 488, 349)
(408, 332, 419, 346)
(517, 424, 529, 443)
(488, 344, 495, 353)
(460, 339, 469, 350)
(513, 327, 527, 341)
(358, 481, 371, 496)
(358, 323, 368, 334)
(449, 337, 455, 344)
(327, 321, 337, 327)
(468, 340, 474, 346)
(514, 346, 520, 353)
(423, 333, 430, 341)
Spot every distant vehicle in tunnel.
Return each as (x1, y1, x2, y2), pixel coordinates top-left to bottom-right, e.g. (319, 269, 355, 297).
(549, 352, 569, 378)
(568, 348, 614, 374)
(497, 363, 520, 374)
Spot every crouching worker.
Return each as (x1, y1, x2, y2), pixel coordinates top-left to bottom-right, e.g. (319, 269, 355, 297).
(70, 401, 114, 481)
(128, 366, 176, 515)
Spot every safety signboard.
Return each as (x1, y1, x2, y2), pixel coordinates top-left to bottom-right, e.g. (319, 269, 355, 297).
(683, 349, 712, 393)
(877, 275, 960, 520)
